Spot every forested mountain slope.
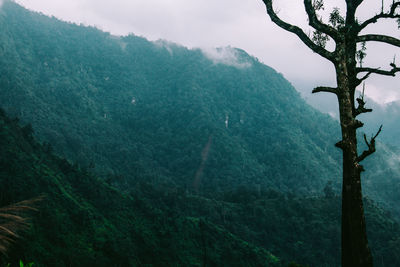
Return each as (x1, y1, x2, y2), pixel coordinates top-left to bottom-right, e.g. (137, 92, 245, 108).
(1, 0, 400, 218)
(0, 108, 282, 266)
(3, 1, 400, 217)
(2, 108, 400, 266)
(0, 0, 342, 196)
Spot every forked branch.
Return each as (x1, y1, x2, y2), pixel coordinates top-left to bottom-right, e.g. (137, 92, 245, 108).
(304, 0, 339, 39)
(356, 125, 383, 163)
(357, 63, 400, 77)
(261, 0, 335, 61)
(358, 1, 400, 31)
(356, 71, 372, 86)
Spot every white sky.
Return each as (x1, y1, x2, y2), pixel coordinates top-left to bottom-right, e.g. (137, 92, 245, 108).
(13, 0, 400, 104)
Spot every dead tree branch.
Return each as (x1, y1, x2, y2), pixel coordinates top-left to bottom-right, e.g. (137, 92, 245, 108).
(356, 125, 383, 163)
(312, 86, 338, 94)
(357, 63, 400, 77)
(261, 0, 335, 61)
(357, 34, 400, 47)
(358, 2, 400, 31)
(355, 84, 373, 116)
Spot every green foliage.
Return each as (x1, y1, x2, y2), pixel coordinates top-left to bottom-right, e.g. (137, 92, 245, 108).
(5, 260, 34, 267)
(0, 0, 342, 198)
(329, 7, 345, 29)
(312, 31, 329, 48)
(356, 41, 367, 67)
(20, 260, 34, 267)
(1, 1, 395, 225)
(2, 109, 399, 266)
(0, 109, 280, 266)
(312, 0, 324, 11)
(150, 186, 400, 267)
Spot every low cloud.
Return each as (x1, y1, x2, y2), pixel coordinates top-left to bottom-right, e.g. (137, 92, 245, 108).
(201, 46, 251, 69)
(14, 0, 400, 103)
(0, 0, 4, 8)
(154, 40, 181, 56)
(360, 82, 400, 104)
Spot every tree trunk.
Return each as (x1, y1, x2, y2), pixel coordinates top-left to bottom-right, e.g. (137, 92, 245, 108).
(341, 138, 373, 267)
(337, 65, 373, 267)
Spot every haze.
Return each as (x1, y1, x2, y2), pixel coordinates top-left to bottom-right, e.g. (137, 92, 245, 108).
(14, 0, 400, 104)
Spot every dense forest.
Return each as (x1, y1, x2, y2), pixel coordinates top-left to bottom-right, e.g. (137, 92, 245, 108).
(0, 1, 400, 266)
(0, 108, 282, 266)
(2, 106, 400, 266)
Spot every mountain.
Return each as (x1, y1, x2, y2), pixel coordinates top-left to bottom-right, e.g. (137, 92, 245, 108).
(0, 108, 282, 266)
(0, 0, 342, 196)
(1, 1, 400, 216)
(2, 108, 400, 266)
(1, 1, 400, 265)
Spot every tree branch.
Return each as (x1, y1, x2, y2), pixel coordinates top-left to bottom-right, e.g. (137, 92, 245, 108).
(357, 34, 400, 47)
(356, 125, 383, 163)
(312, 86, 338, 94)
(303, 0, 339, 40)
(357, 64, 400, 77)
(335, 140, 344, 150)
(345, 0, 364, 26)
(358, 2, 400, 31)
(355, 85, 373, 116)
(261, 0, 335, 62)
(356, 72, 372, 86)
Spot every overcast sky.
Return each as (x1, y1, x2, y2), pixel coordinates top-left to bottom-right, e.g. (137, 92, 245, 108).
(12, 0, 400, 104)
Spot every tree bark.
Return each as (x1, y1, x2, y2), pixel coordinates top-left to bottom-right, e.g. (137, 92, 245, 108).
(340, 125, 373, 266)
(336, 54, 373, 266)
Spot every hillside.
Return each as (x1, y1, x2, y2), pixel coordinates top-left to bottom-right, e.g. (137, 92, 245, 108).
(1, 108, 400, 266)
(1, 0, 341, 195)
(0, 108, 282, 266)
(1, 1, 400, 265)
(1, 1, 400, 217)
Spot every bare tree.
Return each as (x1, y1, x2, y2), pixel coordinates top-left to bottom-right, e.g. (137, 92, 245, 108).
(260, 0, 400, 266)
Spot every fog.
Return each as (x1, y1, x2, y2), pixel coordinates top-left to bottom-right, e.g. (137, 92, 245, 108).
(14, 0, 400, 104)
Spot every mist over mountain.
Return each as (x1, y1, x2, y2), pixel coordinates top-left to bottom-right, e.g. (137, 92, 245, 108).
(1, 1, 400, 266)
(0, 1, 343, 195)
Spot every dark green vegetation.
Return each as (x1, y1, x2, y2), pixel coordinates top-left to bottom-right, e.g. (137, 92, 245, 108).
(2, 108, 400, 266)
(0, 1, 342, 195)
(0, 109, 280, 266)
(0, 1, 400, 266)
(1, 0, 400, 217)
